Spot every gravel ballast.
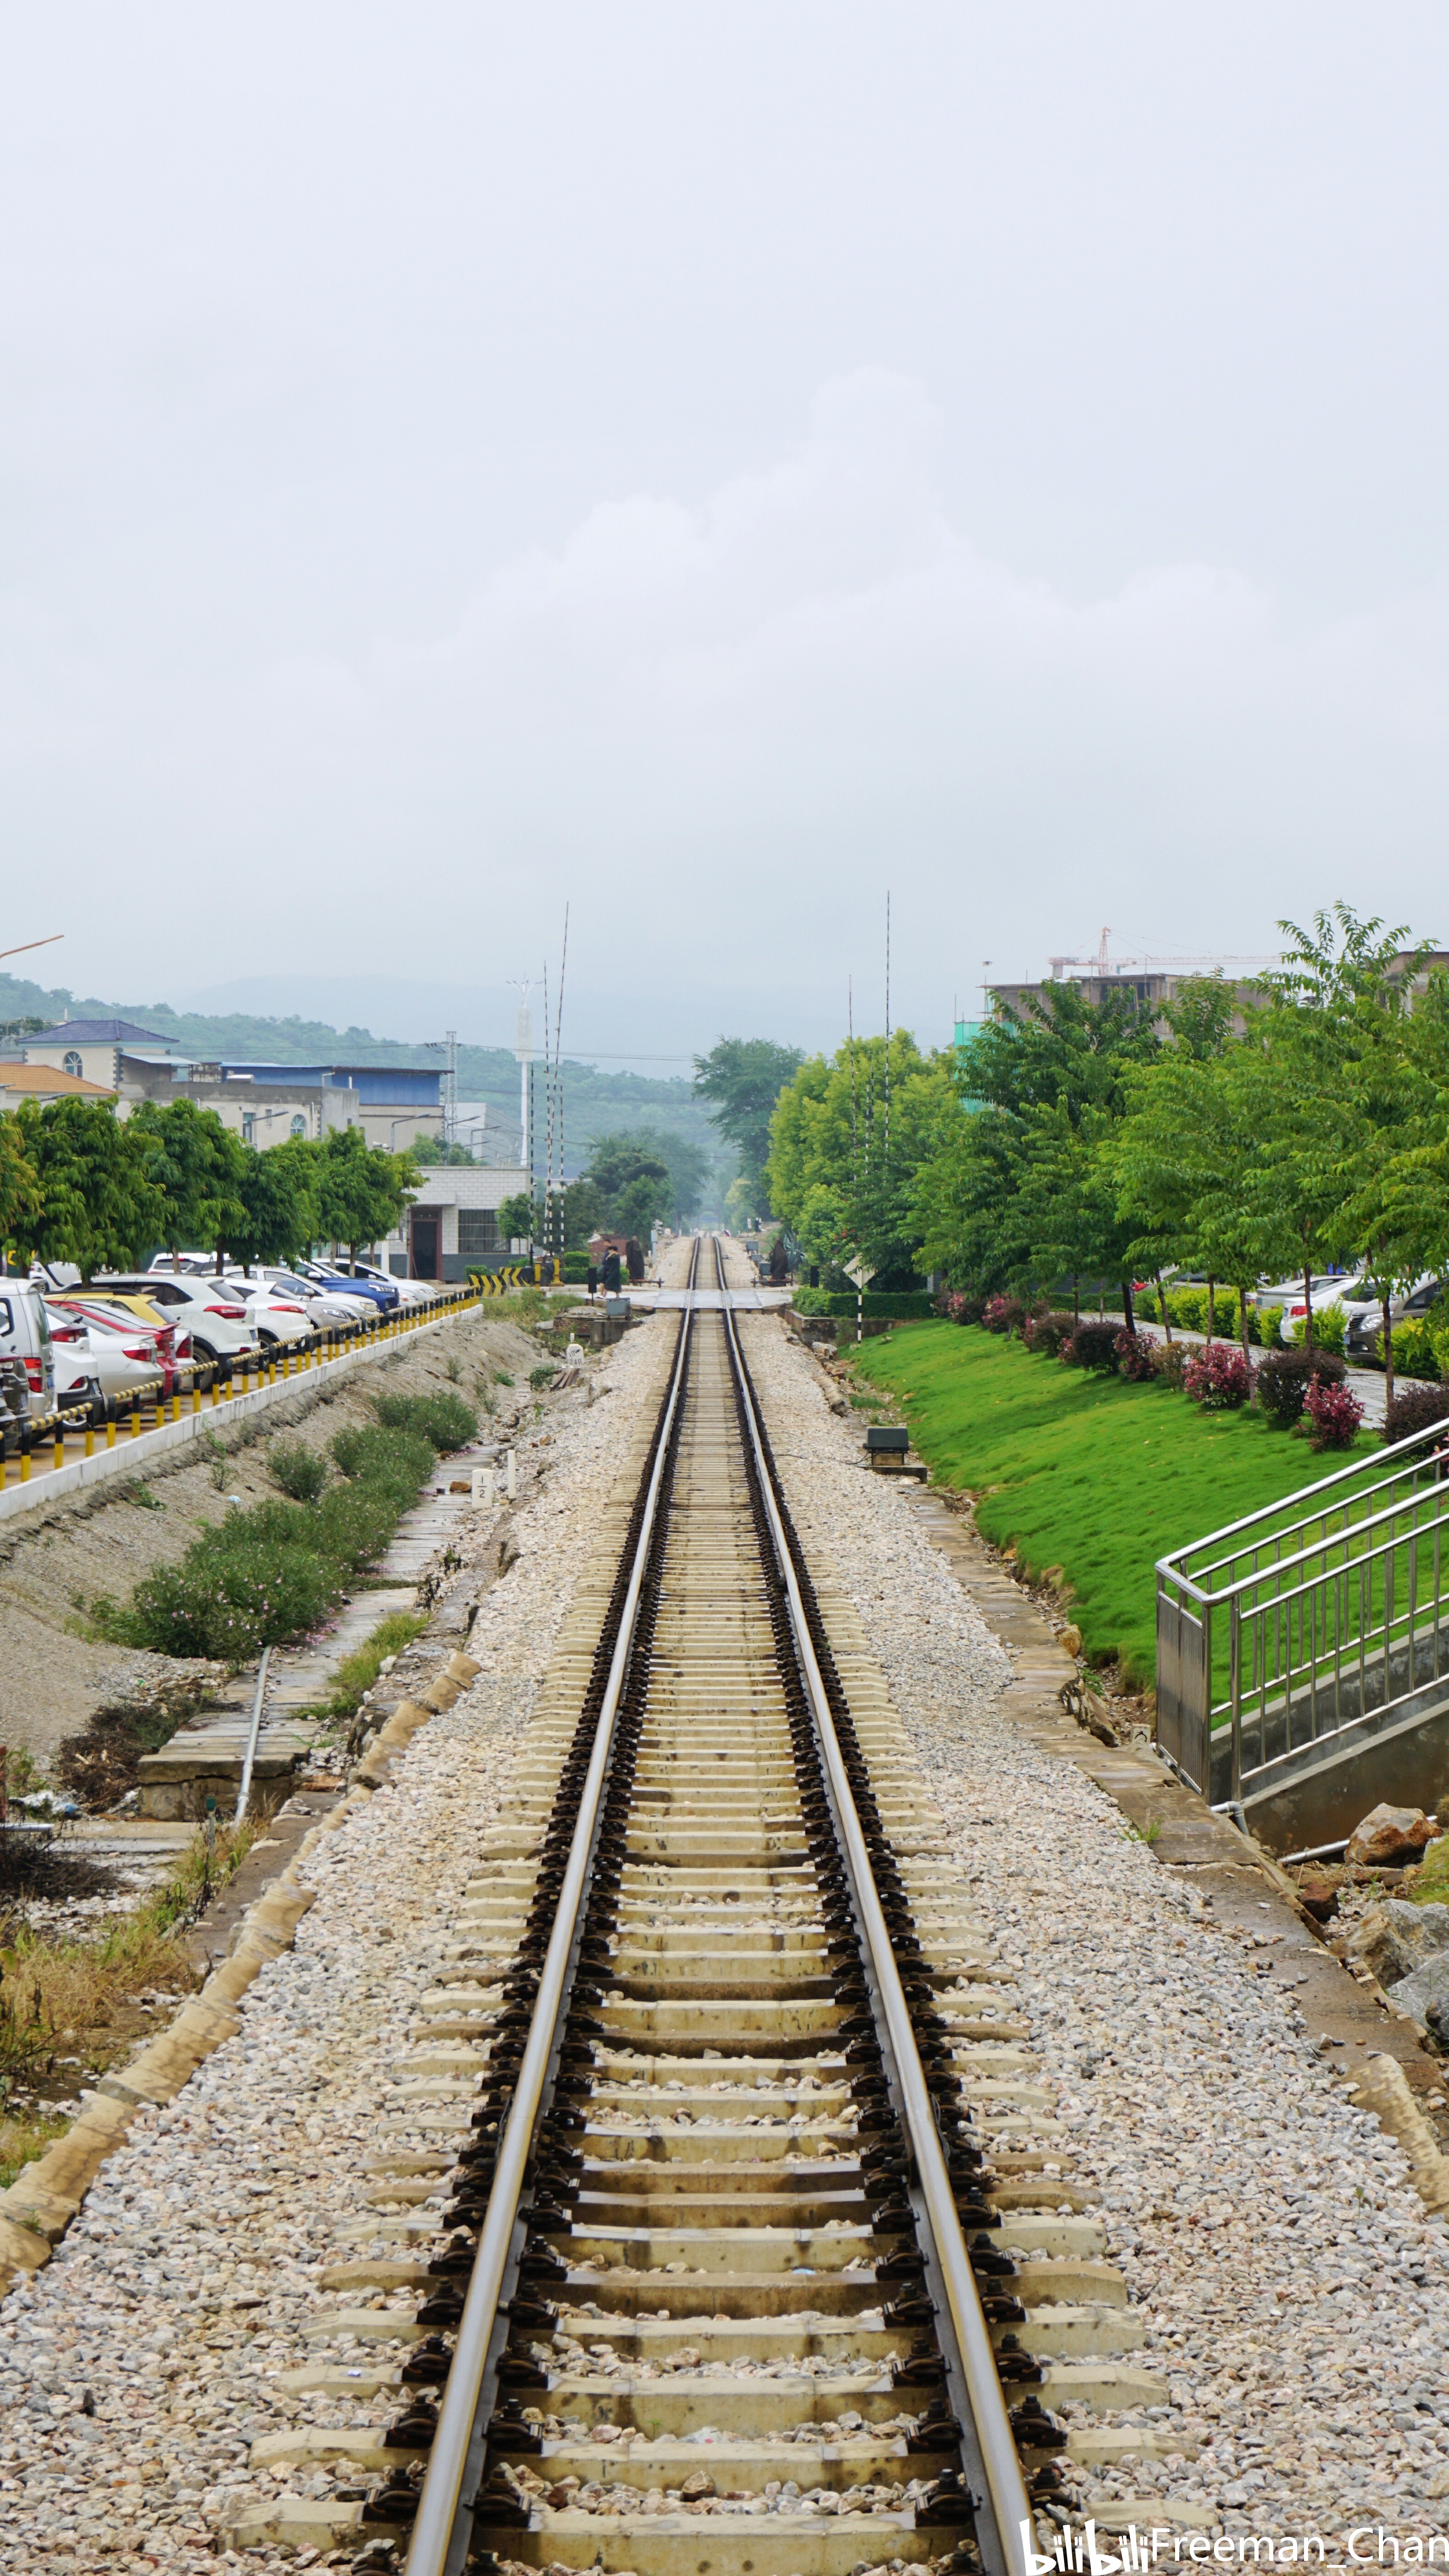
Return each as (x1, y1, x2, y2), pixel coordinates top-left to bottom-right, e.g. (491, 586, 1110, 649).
(738, 1302, 1449, 2542)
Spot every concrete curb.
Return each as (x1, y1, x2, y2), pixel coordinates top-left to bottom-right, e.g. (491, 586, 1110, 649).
(0, 1303, 472, 1533)
(0, 1637, 482, 2297)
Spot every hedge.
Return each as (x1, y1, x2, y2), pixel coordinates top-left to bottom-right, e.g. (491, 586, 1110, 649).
(791, 1290, 935, 1319)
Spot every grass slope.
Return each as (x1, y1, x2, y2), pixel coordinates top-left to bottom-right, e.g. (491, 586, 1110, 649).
(850, 1323, 1374, 1687)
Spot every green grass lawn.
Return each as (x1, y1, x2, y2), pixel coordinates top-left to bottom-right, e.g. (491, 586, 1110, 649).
(848, 1322, 1378, 1688)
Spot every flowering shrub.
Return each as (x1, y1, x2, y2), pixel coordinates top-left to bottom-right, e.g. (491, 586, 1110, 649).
(1304, 1372, 1365, 1450)
(1062, 1320, 1125, 1372)
(1115, 1328, 1156, 1382)
(1024, 1311, 1075, 1356)
(938, 1290, 986, 1326)
(1183, 1342, 1253, 1410)
(982, 1294, 1026, 1335)
(1148, 1340, 1189, 1392)
(1254, 1347, 1346, 1429)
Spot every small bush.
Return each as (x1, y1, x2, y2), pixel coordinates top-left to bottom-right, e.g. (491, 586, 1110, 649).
(1115, 1328, 1156, 1382)
(267, 1437, 327, 1504)
(123, 1524, 342, 1660)
(1255, 1346, 1346, 1429)
(1290, 1301, 1349, 1356)
(1151, 1340, 1191, 1392)
(529, 1364, 555, 1389)
(1383, 1381, 1449, 1448)
(982, 1294, 1026, 1335)
(1383, 1316, 1442, 1383)
(1061, 1320, 1122, 1372)
(370, 1389, 477, 1452)
(936, 1289, 985, 1326)
(1023, 1311, 1075, 1356)
(1183, 1342, 1253, 1410)
(1304, 1372, 1365, 1450)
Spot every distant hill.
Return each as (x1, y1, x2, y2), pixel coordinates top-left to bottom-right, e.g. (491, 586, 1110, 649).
(0, 969, 729, 1190)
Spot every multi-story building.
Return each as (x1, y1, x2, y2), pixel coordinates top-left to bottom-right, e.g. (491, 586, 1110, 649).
(3, 1020, 445, 1150)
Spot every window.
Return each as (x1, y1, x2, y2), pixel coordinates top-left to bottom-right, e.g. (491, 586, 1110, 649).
(242, 1113, 256, 1144)
(63, 1051, 82, 1077)
(458, 1208, 499, 1258)
(290, 1114, 307, 1138)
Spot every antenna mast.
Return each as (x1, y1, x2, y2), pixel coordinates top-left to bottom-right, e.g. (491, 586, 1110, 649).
(883, 890, 891, 1176)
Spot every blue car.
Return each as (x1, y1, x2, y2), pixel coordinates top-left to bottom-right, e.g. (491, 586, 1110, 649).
(298, 1260, 401, 1315)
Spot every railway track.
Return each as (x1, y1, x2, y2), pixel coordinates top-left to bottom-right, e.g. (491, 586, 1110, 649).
(259, 1237, 1165, 2576)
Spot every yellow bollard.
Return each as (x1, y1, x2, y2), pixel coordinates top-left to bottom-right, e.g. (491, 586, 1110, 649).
(106, 1415, 116, 1451)
(211, 1373, 220, 1408)
(20, 1442, 30, 1481)
(192, 1382, 201, 1415)
(130, 1398, 142, 1440)
(85, 1420, 95, 1458)
(53, 1422, 64, 1472)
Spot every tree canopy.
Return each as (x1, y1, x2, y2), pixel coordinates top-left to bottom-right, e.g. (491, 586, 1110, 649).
(693, 1039, 805, 1211)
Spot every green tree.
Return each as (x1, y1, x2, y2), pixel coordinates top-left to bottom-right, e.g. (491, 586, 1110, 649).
(1243, 908, 1427, 1358)
(496, 1189, 537, 1247)
(912, 982, 1159, 1305)
(9, 1097, 161, 1276)
(0, 1111, 41, 1257)
(314, 1128, 418, 1267)
(768, 1033, 952, 1287)
(226, 1138, 319, 1271)
(129, 1098, 248, 1267)
(561, 1176, 606, 1247)
(693, 1039, 805, 1211)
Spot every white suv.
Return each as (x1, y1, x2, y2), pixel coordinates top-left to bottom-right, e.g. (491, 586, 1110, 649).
(96, 1273, 261, 1366)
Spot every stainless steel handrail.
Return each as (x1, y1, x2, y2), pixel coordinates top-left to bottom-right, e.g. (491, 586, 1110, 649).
(403, 1265, 697, 2576)
(718, 1264, 1032, 2576)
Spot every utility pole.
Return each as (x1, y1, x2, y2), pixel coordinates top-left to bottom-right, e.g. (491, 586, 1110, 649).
(510, 983, 535, 1176)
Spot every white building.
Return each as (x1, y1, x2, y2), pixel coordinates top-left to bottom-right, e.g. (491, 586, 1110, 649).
(382, 1167, 525, 1282)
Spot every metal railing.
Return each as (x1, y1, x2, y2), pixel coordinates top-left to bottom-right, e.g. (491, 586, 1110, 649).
(1156, 1412, 1449, 1809)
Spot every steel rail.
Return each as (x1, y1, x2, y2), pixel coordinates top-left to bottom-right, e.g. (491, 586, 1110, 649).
(717, 1248, 1034, 2576)
(404, 1252, 699, 2576)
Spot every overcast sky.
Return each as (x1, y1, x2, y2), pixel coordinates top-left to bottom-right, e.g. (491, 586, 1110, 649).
(4, 5, 1449, 1058)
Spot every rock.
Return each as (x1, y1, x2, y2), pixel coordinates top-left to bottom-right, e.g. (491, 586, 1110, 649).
(1293, 1866, 1343, 1921)
(1385, 1898, 1449, 1967)
(1332, 1898, 1449, 1990)
(679, 2470, 717, 2500)
(1061, 1626, 1083, 1657)
(1384, 1946, 1449, 2034)
(1344, 1803, 1435, 1868)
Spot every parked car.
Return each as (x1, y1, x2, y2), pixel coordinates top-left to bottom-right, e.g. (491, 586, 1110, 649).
(345, 1259, 432, 1310)
(222, 1277, 317, 1348)
(1344, 1276, 1445, 1361)
(296, 1258, 401, 1314)
(97, 1273, 261, 1367)
(251, 1266, 372, 1325)
(0, 1281, 54, 1410)
(46, 1295, 182, 1395)
(1275, 1272, 1376, 1345)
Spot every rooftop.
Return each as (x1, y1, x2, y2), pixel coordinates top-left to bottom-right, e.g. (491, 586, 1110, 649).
(29, 1017, 172, 1046)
